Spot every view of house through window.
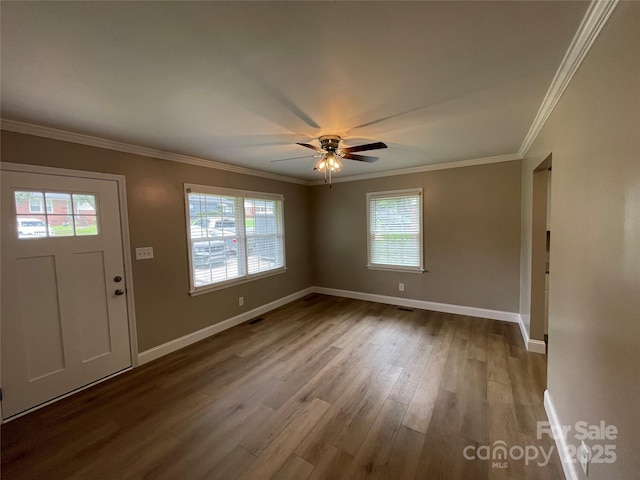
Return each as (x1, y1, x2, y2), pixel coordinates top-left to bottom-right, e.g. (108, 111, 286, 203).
(367, 188, 424, 272)
(186, 185, 285, 292)
(14, 191, 98, 238)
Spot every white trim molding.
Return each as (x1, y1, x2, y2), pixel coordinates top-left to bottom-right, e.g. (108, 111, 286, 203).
(138, 286, 526, 367)
(518, 0, 619, 158)
(314, 287, 521, 323)
(544, 390, 579, 480)
(2, 119, 521, 185)
(527, 338, 547, 354)
(137, 287, 314, 365)
(517, 314, 548, 354)
(311, 154, 521, 186)
(0, 119, 310, 186)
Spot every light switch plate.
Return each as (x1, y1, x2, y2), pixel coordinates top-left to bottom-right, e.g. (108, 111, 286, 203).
(136, 247, 154, 260)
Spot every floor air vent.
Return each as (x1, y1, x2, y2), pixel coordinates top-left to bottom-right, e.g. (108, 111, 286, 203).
(249, 317, 264, 325)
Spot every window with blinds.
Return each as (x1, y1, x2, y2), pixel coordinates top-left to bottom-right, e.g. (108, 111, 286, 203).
(367, 188, 424, 272)
(185, 184, 285, 294)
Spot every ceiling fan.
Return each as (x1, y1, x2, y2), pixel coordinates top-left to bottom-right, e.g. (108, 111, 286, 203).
(271, 135, 387, 185)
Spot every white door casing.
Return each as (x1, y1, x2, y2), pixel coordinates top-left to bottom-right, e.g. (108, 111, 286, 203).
(1, 167, 135, 419)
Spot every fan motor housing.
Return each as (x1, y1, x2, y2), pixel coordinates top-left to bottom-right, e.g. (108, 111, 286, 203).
(319, 135, 341, 151)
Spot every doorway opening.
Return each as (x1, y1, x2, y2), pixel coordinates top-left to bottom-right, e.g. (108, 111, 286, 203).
(530, 154, 552, 355)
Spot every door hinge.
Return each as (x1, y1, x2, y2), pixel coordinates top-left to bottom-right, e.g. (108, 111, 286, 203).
(0, 388, 3, 401)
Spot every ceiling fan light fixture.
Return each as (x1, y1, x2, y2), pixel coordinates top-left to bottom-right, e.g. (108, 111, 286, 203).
(326, 152, 343, 172)
(280, 134, 387, 186)
(315, 152, 343, 173)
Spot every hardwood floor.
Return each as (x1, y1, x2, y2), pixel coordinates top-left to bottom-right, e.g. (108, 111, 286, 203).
(1, 294, 563, 480)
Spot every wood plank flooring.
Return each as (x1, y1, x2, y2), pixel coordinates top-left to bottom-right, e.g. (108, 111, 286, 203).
(1, 294, 563, 480)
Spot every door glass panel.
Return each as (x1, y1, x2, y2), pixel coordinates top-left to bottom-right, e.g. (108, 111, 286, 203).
(45, 193, 73, 237)
(16, 214, 49, 238)
(14, 191, 99, 238)
(45, 192, 72, 214)
(48, 215, 74, 237)
(72, 194, 98, 236)
(17, 191, 44, 214)
(75, 216, 98, 236)
(72, 194, 96, 213)
(15, 191, 44, 214)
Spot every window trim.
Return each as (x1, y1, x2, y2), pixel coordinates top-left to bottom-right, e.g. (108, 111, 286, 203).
(185, 183, 286, 295)
(366, 188, 425, 273)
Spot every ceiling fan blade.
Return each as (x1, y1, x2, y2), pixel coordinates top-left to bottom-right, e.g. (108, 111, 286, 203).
(341, 153, 379, 163)
(341, 142, 388, 153)
(270, 154, 320, 163)
(296, 142, 323, 152)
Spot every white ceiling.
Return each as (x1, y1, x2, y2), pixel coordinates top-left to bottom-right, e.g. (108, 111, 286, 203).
(1, 1, 589, 181)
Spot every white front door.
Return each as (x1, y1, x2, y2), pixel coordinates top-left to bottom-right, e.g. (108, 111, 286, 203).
(1, 170, 132, 419)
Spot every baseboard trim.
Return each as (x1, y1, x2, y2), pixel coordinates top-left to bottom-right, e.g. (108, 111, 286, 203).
(516, 314, 547, 354)
(138, 286, 538, 366)
(313, 287, 520, 323)
(528, 339, 547, 354)
(544, 390, 577, 480)
(137, 287, 314, 365)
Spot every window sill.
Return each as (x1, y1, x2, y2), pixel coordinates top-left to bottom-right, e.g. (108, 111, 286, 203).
(367, 265, 425, 274)
(189, 267, 287, 297)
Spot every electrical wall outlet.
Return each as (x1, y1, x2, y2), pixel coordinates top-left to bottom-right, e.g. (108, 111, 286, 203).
(399, 283, 405, 292)
(239, 296, 244, 306)
(578, 441, 591, 476)
(135, 247, 154, 260)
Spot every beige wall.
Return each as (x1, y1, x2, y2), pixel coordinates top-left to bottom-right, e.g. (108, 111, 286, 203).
(520, 2, 639, 478)
(2, 129, 523, 355)
(311, 161, 522, 313)
(1, 131, 313, 351)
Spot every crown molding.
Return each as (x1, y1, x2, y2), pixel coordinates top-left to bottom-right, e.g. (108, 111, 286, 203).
(309, 153, 522, 186)
(518, 0, 619, 158)
(2, 118, 521, 185)
(0, 119, 312, 186)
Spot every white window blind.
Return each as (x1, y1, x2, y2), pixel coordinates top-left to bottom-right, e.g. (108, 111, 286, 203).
(244, 197, 285, 275)
(367, 189, 424, 272)
(185, 184, 286, 294)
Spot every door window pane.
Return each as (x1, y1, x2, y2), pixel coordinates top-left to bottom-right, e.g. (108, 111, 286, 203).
(48, 215, 74, 237)
(28, 194, 44, 213)
(45, 193, 73, 236)
(14, 191, 99, 238)
(72, 195, 98, 236)
(75, 216, 98, 236)
(16, 215, 49, 238)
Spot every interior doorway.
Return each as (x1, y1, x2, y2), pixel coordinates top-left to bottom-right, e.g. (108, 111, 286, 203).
(530, 154, 552, 353)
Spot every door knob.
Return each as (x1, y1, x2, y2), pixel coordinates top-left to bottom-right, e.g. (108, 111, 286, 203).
(115, 289, 125, 296)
